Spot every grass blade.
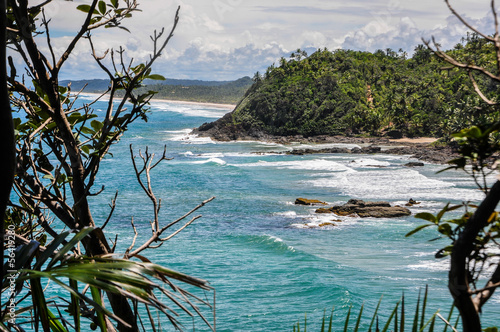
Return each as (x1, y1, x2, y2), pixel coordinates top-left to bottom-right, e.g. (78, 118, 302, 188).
(328, 307, 334, 332)
(31, 277, 50, 332)
(412, 290, 421, 332)
(368, 296, 383, 332)
(354, 303, 364, 332)
(420, 286, 428, 330)
(90, 286, 108, 331)
(343, 305, 352, 332)
(47, 228, 94, 269)
(321, 309, 326, 332)
(69, 279, 81, 332)
(400, 293, 405, 332)
(381, 300, 400, 332)
(442, 304, 455, 332)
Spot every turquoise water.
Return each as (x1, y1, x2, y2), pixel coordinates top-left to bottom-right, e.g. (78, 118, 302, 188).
(85, 96, 498, 330)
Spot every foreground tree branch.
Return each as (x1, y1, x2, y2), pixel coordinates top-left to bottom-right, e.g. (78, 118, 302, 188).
(418, 1, 500, 330)
(3, 2, 215, 331)
(127, 145, 215, 258)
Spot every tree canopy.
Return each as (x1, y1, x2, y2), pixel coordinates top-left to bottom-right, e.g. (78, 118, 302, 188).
(199, 41, 499, 139)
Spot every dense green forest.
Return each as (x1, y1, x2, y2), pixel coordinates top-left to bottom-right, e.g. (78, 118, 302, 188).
(198, 34, 500, 138)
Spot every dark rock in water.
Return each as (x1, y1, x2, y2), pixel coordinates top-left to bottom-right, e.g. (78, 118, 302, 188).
(315, 199, 411, 218)
(318, 222, 337, 227)
(405, 198, 421, 207)
(315, 207, 333, 214)
(295, 198, 327, 206)
(288, 147, 350, 155)
(404, 162, 425, 167)
(351, 146, 382, 154)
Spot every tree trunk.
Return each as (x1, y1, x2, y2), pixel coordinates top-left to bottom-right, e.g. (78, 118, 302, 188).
(449, 180, 500, 331)
(0, 0, 17, 284)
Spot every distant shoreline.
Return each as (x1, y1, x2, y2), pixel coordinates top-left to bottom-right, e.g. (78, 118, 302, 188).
(79, 92, 236, 110)
(149, 98, 235, 110)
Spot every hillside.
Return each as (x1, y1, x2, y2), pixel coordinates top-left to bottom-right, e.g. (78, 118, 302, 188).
(60, 76, 253, 104)
(135, 76, 252, 104)
(195, 39, 499, 140)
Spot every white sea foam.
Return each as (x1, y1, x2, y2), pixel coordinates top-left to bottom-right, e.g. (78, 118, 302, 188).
(274, 211, 298, 217)
(191, 158, 227, 165)
(347, 158, 391, 168)
(238, 159, 355, 173)
(306, 168, 484, 201)
(195, 153, 225, 159)
(266, 235, 295, 252)
(164, 129, 193, 141)
(407, 259, 449, 272)
(172, 135, 216, 144)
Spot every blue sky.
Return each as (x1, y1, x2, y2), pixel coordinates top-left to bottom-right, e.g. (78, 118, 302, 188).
(26, 0, 496, 81)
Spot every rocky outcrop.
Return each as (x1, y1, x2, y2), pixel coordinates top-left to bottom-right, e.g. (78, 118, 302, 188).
(294, 198, 327, 206)
(315, 199, 411, 218)
(404, 162, 425, 167)
(405, 198, 421, 207)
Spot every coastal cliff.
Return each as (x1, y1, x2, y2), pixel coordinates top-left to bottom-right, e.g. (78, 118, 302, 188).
(194, 46, 496, 142)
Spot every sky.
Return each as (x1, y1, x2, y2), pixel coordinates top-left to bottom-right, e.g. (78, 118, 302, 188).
(25, 0, 497, 81)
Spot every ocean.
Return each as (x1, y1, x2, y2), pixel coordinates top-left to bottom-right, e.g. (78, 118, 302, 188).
(80, 96, 498, 331)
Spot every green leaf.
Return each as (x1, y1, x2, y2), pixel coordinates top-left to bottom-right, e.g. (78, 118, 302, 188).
(91, 119, 104, 132)
(35, 231, 71, 269)
(98, 0, 106, 15)
(437, 223, 453, 236)
(353, 304, 363, 332)
(368, 296, 383, 331)
(42, 174, 54, 180)
(47, 228, 94, 269)
(81, 145, 91, 155)
(91, 286, 107, 331)
(414, 212, 437, 223)
(47, 309, 68, 332)
(381, 300, 399, 332)
(405, 224, 433, 237)
(31, 277, 51, 331)
(343, 306, 351, 332)
(146, 74, 166, 81)
(110, 0, 118, 8)
(76, 4, 98, 14)
(80, 126, 95, 135)
(58, 86, 68, 95)
(484, 327, 499, 332)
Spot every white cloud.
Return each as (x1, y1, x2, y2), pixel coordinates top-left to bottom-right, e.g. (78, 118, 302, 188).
(15, 0, 499, 81)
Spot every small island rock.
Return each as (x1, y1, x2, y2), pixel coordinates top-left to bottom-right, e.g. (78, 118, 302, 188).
(295, 198, 327, 206)
(315, 199, 411, 218)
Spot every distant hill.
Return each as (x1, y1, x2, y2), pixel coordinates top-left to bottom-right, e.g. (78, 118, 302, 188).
(59, 77, 253, 104)
(138, 76, 253, 104)
(59, 79, 110, 92)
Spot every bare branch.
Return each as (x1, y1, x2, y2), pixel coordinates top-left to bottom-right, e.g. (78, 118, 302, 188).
(468, 71, 498, 105)
(128, 197, 215, 258)
(125, 217, 139, 256)
(101, 191, 119, 230)
(425, 37, 500, 83)
(445, 0, 494, 42)
(472, 261, 500, 308)
(41, 10, 55, 70)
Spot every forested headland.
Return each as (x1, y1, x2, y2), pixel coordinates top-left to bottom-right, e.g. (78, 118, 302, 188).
(196, 34, 499, 140)
(61, 76, 253, 104)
